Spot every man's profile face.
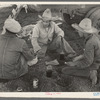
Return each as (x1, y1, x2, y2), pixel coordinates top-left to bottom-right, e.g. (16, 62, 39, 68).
(16, 28, 24, 37)
(78, 30, 84, 37)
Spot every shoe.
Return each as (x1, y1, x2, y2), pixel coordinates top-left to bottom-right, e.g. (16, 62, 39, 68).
(91, 77, 97, 87)
(90, 70, 97, 87)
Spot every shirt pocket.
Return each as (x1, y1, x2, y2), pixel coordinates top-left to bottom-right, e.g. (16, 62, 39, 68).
(39, 31, 48, 39)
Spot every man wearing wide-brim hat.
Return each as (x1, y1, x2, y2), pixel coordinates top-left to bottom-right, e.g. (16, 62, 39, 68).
(0, 18, 37, 80)
(31, 8, 75, 64)
(62, 18, 100, 86)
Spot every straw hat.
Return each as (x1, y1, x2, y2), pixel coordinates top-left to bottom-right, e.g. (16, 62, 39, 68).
(38, 8, 53, 21)
(4, 18, 21, 33)
(72, 18, 98, 34)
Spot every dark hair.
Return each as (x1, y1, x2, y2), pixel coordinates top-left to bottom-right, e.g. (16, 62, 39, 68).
(6, 29, 16, 34)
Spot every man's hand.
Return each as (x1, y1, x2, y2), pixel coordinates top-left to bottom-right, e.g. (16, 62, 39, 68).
(36, 46, 47, 58)
(73, 55, 83, 62)
(45, 59, 59, 66)
(57, 35, 62, 40)
(36, 49, 45, 58)
(65, 61, 76, 67)
(67, 53, 77, 58)
(27, 56, 38, 66)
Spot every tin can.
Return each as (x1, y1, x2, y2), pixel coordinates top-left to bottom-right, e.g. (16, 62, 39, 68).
(46, 65, 53, 78)
(33, 78, 39, 88)
(59, 54, 65, 60)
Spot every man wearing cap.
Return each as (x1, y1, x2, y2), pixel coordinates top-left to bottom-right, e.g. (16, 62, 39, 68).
(31, 8, 75, 64)
(0, 18, 37, 80)
(62, 18, 100, 86)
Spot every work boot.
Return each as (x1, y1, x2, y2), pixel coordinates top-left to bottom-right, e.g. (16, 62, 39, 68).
(90, 70, 97, 87)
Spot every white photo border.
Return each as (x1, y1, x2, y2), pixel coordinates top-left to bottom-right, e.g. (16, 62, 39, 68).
(0, 1, 100, 98)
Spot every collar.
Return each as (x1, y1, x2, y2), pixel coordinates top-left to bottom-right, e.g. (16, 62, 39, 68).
(84, 34, 93, 44)
(1, 31, 17, 38)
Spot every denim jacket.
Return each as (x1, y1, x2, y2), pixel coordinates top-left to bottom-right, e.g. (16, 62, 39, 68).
(75, 34, 100, 70)
(0, 32, 34, 79)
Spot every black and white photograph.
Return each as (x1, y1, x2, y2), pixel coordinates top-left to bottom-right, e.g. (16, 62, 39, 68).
(0, 2, 100, 97)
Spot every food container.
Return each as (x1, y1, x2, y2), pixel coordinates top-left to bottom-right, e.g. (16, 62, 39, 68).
(33, 78, 39, 88)
(46, 65, 53, 77)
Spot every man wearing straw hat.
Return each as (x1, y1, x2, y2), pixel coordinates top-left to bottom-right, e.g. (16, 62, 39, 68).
(0, 18, 37, 80)
(31, 8, 75, 64)
(62, 18, 100, 86)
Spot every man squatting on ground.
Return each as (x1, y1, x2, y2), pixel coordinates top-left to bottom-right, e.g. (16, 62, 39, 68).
(62, 18, 100, 86)
(0, 18, 37, 80)
(31, 8, 76, 64)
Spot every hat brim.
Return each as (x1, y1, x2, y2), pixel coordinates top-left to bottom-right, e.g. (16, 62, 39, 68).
(72, 23, 98, 34)
(38, 15, 52, 21)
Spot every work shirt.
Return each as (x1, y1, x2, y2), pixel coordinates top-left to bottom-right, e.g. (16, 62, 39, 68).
(0, 32, 35, 79)
(75, 34, 100, 69)
(31, 20, 64, 53)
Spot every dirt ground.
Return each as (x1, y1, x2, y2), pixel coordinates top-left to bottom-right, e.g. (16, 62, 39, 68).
(0, 5, 100, 92)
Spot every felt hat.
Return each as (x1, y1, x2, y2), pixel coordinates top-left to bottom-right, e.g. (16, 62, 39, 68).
(38, 8, 53, 21)
(72, 18, 98, 34)
(4, 18, 21, 33)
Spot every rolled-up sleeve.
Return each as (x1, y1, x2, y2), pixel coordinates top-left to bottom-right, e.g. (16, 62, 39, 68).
(31, 25, 41, 53)
(54, 23, 64, 37)
(22, 41, 35, 61)
(74, 41, 94, 68)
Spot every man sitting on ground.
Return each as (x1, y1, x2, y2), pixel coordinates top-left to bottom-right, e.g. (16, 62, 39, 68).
(0, 18, 37, 81)
(62, 18, 100, 86)
(31, 8, 76, 64)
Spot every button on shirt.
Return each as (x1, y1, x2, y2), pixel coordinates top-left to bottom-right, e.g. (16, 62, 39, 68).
(31, 20, 64, 53)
